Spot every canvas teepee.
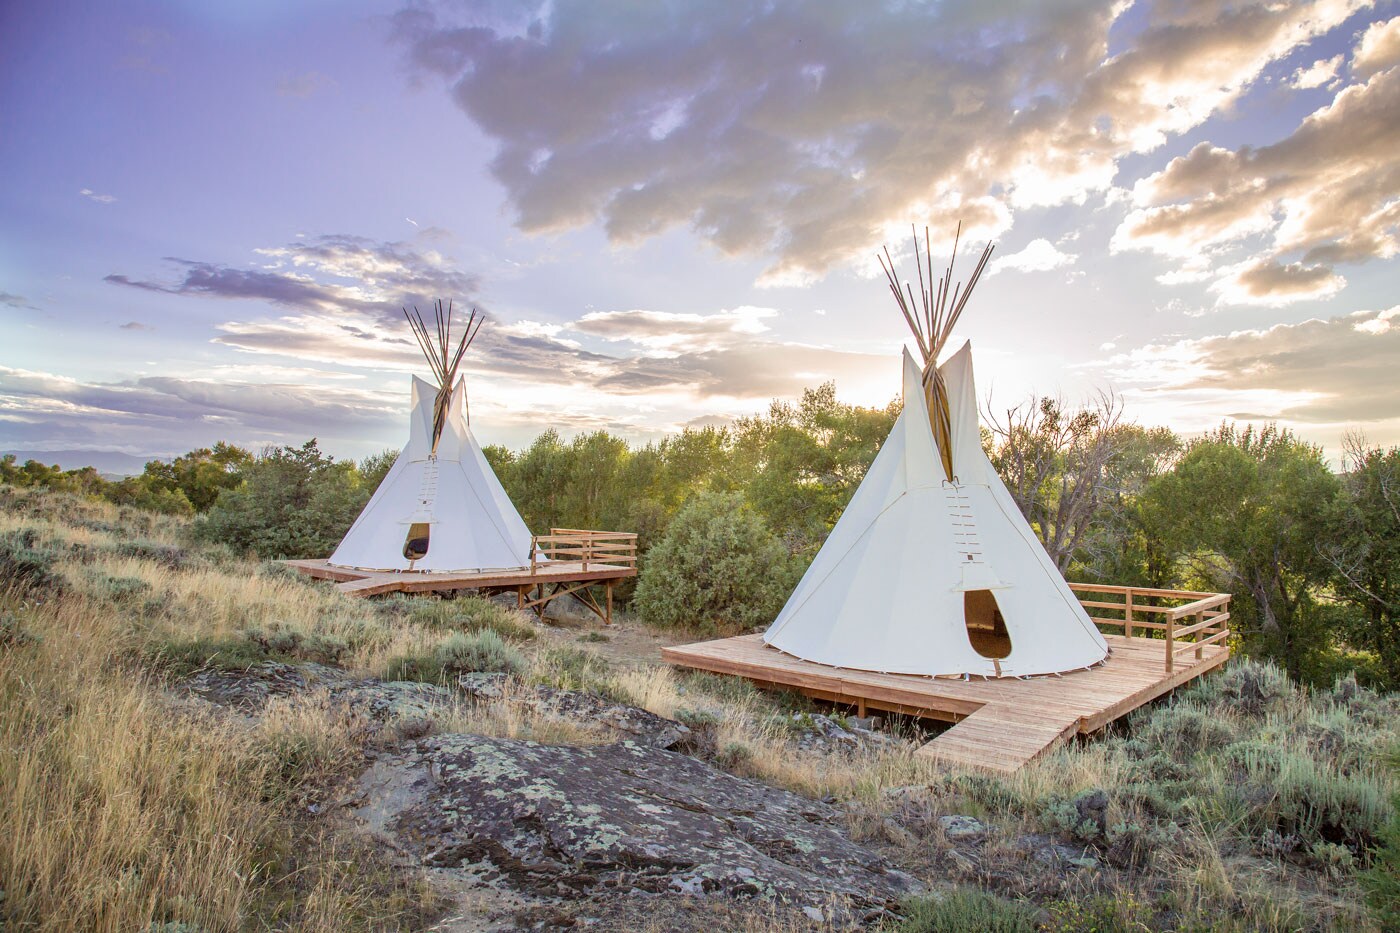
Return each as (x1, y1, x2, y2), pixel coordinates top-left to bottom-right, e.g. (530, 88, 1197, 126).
(328, 301, 534, 573)
(763, 228, 1108, 678)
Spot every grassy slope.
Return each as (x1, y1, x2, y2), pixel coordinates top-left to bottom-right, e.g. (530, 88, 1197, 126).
(0, 486, 1394, 931)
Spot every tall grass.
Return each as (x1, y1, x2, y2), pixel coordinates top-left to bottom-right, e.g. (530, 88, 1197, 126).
(0, 490, 436, 931)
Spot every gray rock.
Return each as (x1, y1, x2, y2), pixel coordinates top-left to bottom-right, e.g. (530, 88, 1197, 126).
(882, 818, 917, 848)
(183, 660, 344, 710)
(1074, 789, 1110, 836)
(937, 815, 989, 843)
(331, 679, 454, 722)
(458, 674, 691, 749)
(366, 734, 923, 909)
(789, 713, 895, 753)
(1019, 834, 1101, 872)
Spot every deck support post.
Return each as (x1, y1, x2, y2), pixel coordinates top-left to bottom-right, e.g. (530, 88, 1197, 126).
(605, 580, 614, 626)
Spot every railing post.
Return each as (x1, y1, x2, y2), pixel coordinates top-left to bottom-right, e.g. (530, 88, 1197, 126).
(1125, 589, 1134, 639)
(1195, 611, 1205, 660)
(1165, 612, 1175, 673)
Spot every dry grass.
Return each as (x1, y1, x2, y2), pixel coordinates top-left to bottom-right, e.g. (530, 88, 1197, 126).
(0, 489, 438, 931)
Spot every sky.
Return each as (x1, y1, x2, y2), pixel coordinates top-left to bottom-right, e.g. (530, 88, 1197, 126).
(2, 0, 1398, 465)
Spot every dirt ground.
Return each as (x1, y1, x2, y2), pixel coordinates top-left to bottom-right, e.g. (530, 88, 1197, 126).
(516, 598, 691, 669)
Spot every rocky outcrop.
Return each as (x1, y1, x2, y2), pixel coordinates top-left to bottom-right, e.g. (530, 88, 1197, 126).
(358, 733, 923, 912)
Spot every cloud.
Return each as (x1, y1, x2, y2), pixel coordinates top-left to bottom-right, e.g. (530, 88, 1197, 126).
(213, 304, 884, 403)
(1115, 57, 1400, 304)
(119, 321, 150, 330)
(79, 188, 117, 204)
(0, 365, 401, 453)
(0, 292, 37, 311)
(277, 71, 337, 98)
(107, 234, 480, 322)
(1100, 306, 1400, 427)
(570, 306, 776, 353)
(1353, 16, 1400, 78)
(393, 0, 1363, 284)
(114, 233, 886, 407)
(989, 239, 1076, 275)
(1289, 54, 1343, 89)
(1209, 259, 1345, 306)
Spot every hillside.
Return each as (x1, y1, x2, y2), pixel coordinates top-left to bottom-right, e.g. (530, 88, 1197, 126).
(0, 486, 1395, 931)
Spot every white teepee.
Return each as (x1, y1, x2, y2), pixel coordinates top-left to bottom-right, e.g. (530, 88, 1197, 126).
(328, 303, 534, 573)
(762, 229, 1107, 678)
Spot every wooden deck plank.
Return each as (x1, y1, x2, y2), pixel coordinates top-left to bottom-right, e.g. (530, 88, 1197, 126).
(283, 558, 637, 599)
(662, 632, 1228, 773)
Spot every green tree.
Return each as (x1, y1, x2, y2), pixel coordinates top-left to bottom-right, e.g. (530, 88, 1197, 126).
(1143, 424, 1341, 680)
(131, 442, 251, 511)
(1071, 424, 1182, 586)
(1323, 440, 1400, 688)
(358, 449, 398, 493)
(194, 439, 367, 558)
(730, 383, 896, 554)
(633, 491, 795, 636)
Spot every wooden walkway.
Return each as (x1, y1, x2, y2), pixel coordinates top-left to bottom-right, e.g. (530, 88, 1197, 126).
(662, 632, 1229, 773)
(286, 528, 638, 624)
(285, 558, 635, 623)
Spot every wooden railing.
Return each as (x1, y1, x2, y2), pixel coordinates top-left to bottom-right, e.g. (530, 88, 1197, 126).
(530, 528, 638, 573)
(1068, 583, 1232, 673)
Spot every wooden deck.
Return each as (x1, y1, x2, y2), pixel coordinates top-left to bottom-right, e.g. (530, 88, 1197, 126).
(285, 528, 638, 624)
(663, 587, 1231, 773)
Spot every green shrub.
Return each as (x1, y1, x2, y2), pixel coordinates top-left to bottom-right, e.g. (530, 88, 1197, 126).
(81, 569, 153, 604)
(114, 539, 195, 570)
(0, 529, 64, 594)
(1044, 893, 1154, 932)
(715, 741, 753, 773)
(531, 646, 615, 696)
(149, 626, 350, 676)
(404, 596, 536, 641)
(1227, 749, 1391, 853)
(892, 889, 1038, 932)
(1363, 790, 1400, 928)
(0, 612, 40, 649)
(632, 491, 794, 635)
(437, 630, 526, 676)
(246, 628, 349, 666)
(1192, 659, 1291, 714)
(1136, 705, 1236, 759)
(383, 630, 527, 685)
(152, 633, 278, 676)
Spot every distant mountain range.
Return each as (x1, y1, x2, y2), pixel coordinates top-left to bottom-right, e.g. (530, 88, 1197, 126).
(3, 449, 166, 477)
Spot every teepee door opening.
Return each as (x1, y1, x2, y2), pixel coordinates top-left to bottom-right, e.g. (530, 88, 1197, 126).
(963, 589, 1011, 659)
(403, 522, 431, 561)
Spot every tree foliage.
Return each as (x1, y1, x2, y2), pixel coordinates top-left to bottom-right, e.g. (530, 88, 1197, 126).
(1142, 424, 1341, 681)
(193, 440, 368, 558)
(8, 383, 1400, 690)
(632, 491, 795, 636)
(1325, 440, 1400, 686)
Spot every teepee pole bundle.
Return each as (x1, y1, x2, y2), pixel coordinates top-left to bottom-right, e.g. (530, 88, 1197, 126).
(878, 223, 994, 482)
(403, 299, 484, 454)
